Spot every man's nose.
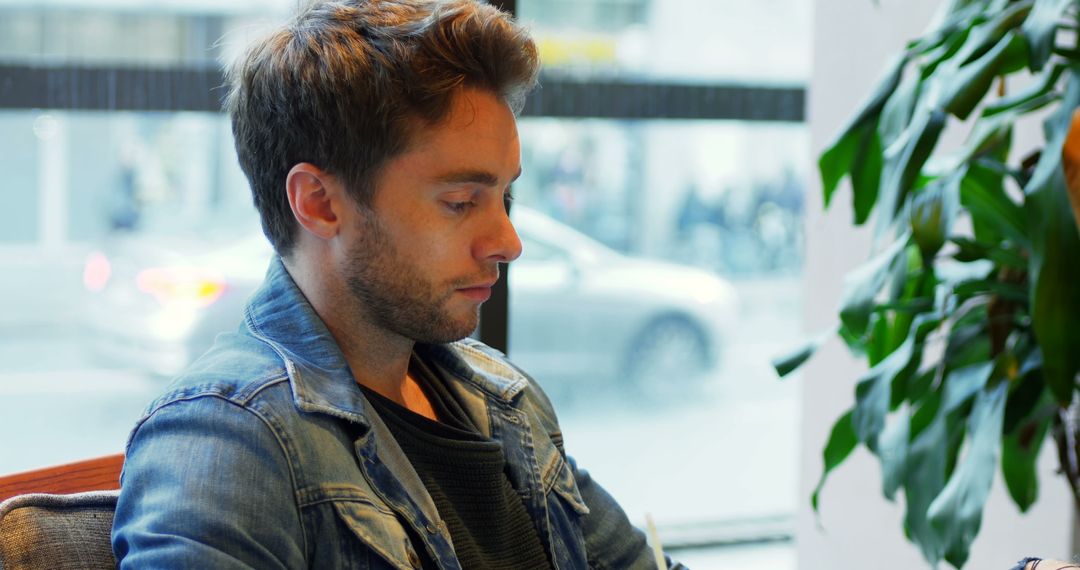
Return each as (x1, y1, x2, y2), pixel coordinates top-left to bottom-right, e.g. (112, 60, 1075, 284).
(476, 206, 522, 263)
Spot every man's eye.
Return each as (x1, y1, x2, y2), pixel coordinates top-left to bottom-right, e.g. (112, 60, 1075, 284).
(445, 201, 476, 213)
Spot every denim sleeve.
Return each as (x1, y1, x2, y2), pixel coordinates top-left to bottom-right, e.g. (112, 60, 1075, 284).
(571, 456, 687, 570)
(112, 396, 306, 569)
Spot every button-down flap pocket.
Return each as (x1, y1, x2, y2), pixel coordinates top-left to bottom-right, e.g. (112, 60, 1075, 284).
(547, 456, 590, 516)
(332, 500, 423, 569)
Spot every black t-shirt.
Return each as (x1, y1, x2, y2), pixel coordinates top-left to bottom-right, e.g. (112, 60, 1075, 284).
(361, 354, 552, 570)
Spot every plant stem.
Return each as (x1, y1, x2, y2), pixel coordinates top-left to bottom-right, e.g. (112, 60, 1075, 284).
(1053, 407, 1080, 513)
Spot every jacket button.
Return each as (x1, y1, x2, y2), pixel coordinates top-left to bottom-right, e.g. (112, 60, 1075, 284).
(426, 522, 438, 534)
(407, 550, 421, 568)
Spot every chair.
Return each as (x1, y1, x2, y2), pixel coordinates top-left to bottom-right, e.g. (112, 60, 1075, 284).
(0, 454, 124, 570)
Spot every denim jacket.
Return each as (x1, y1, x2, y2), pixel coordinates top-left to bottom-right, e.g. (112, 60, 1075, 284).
(112, 258, 679, 569)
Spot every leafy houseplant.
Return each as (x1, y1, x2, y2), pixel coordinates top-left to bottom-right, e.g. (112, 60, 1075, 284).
(775, 0, 1080, 567)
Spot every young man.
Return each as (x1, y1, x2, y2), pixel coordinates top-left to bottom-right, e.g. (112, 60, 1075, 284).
(111, 1, 681, 568)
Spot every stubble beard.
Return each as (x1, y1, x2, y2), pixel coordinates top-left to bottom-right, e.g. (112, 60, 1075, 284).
(344, 213, 482, 344)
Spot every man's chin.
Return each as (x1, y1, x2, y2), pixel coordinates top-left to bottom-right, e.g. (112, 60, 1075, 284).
(412, 313, 479, 344)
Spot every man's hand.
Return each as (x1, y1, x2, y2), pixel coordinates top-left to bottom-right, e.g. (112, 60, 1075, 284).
(1059, 108, 1080, 234)
(1024, 559, 1080, 569)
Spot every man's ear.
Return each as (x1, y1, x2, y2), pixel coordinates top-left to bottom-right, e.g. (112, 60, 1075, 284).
(286, 163, 342, 241)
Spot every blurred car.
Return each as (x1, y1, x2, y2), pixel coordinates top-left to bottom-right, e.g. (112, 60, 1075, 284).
(84, 207, 738, 391)
(508, 207, 737, 393)
(83, 229, 271, 376)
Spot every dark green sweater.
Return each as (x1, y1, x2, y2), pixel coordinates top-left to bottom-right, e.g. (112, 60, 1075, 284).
(361, 355, 552, 570)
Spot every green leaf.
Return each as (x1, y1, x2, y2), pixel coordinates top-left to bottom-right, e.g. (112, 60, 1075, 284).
(855, 368, 894, 450)
(902, 363, 993, 566)
(919, 25, 971, 80)
(948, 114, 1013, 168)
(880, 71, 923, 149)
(886, 244, 914, 306)
(940, 32, 1028, 120)
(874, 299, 936, 315)
(1026, 164, 1080, 404)
(942, 362, 994, 413)
(820, 121, 886, 225)
(1004, 370, 1046, 433)
(1024, 69, 1080, 405)
(927, 381, 1008, 569)
(950, 237, 1028, 268)
(820, 124, 861, 209)
(961, 160, 1029, 247)
(772, 327, 834, 378)
(984, 63, 1065, 117)
(904, 392, 948, 564)
(854, 313, 943, 449)
(820, 55, 907, 208)
(867, 312, 891, 366)
(879, 411, 911, 501)
(1022, 0, 1075, 71)
(840, 234, 913, 337)
(910, 0, 997, 56)
(951, 1, 1034, 66)
(811, 409, 858, 513)
(1002, 405, 1051, 512)
(907, 367, 938, 404)
(854, 128, 886, 225)
(952, 278, 1030, 303)
(877, 107, 948, 243)
(944, 311, 993, 370)
(910, 171, 962, 258)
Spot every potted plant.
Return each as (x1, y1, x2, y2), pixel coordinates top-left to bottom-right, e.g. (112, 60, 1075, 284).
(775, 0, 1080, 567)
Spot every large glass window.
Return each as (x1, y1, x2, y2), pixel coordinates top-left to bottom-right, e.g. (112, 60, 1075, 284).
(1, 0, 808, 564)
(506, 2, 808, 561)
(509, 119, 805, 528)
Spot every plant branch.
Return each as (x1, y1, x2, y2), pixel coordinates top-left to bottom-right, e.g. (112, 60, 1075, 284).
(1052, 407, 1080, 513)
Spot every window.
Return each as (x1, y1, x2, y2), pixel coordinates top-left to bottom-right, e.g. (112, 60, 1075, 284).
(0, 0, 808, 565)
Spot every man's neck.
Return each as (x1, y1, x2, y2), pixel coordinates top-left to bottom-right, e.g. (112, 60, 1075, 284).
(332, 331, 439, 421)
(283, 257, 438, 419)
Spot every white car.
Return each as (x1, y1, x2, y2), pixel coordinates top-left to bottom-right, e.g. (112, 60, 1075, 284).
(508, 207, 737, 393)
(84, 207, 738, 392)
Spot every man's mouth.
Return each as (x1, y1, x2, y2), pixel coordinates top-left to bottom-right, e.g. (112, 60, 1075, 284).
(455, 275, 498, 303)
(456, 285, 493, 302)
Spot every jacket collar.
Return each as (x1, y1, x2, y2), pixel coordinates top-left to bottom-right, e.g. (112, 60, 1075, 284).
(242, 257, 527, 426)
(243, 257, 370, 426)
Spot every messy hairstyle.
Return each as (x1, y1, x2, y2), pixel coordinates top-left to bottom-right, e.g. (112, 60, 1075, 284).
(224, 0, 540, 256)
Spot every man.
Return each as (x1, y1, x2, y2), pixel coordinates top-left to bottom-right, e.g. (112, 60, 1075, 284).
(111, 1, 681, 568)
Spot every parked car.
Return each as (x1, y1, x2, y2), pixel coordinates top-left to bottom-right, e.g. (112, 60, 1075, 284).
(84, 207, 738, 392)
(507, 207, 737, 393)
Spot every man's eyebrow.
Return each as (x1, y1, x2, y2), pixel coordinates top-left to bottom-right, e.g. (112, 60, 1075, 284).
(434, 167, 523, 186)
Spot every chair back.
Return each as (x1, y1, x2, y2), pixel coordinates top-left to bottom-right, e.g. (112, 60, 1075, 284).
(0, 455, 124, 570)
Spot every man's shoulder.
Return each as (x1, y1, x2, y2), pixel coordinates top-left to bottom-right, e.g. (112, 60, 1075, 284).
(142, 329, 291, 416)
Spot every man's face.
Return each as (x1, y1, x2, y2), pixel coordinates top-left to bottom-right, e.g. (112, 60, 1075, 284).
(342, 87, 523, 344)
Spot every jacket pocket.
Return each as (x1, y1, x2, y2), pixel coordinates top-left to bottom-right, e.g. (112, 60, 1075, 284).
(332, 499, 427, 569)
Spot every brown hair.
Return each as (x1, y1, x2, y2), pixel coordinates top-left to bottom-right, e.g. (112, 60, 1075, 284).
(225, 0, 539, 256)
